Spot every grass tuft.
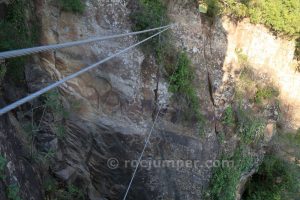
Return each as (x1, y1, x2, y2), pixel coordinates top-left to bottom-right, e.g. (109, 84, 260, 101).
(222, 106, 235, 126)
(254, 86, 279, 104)
(236, 106, 265, 144)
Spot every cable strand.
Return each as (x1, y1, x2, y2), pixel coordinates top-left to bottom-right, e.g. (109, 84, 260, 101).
(0, 25, 172, 59)
(122, 104, 163, 200)
(0, 27, 170, 115)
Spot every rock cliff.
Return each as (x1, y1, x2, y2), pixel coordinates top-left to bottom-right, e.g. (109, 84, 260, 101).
(0, 0, 299, 199)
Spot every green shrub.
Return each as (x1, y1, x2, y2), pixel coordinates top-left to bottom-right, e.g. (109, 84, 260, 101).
(254, 86, 279, 104)
(208, 147, 254, 200)
(7, 185, 21, 200)
(247, 0, 300, 37)
(130, 1, 203, 124)
(0, 155, 7, 180)
(204, 0, 300, 37)
(130, 0, 169, 54)
(296, 38, 300, 60)
(54, 123, 67, 139)
(0, 0, 39, 85)
(237, 106, 265, 144)
(235, 48, 248, 65)
(59, 0, 85, 13)
(169, 52, 203, 121)
(243, 155, 300, 200)
(43, 178, 85, 200)
(43, 90, 69, 140)
(222, 106, 235, 126)
(205, 0, 222, 18)
(295, 38, 300, 72)
(44, 90, 69, 118)
(169, 52, 195, 94)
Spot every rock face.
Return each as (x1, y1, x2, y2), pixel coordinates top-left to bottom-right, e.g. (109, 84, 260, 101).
(32, 1, 219, 199)
(221, 17, 299, 129)
(30, 0, 299, 199)
(1, 0, 299, 199)
(0, 113, 43, 200)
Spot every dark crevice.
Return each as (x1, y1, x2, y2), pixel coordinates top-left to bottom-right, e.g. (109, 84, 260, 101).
(152, 63, 161, 121)
(207, 71, 215, 106)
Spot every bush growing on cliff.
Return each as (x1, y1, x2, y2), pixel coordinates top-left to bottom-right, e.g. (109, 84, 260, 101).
(43, 177, 85, 200)
(202, 0, 300, 37)
(295, 38, 300, 72)
(130, 0, 169, 53)
(0, 0, 39, 85)
(131, 0, 203, 124)
(169, 52, 203, 122)
(236, 106, 265, 144)
(204, 0, 222, 18)
(7, 184, 21, 200)
(207, 147, 254, 200)
(59, 0, 85, 13)
(243, 155, 300, 200)
(0, 155, 6, 180)
(254, 86, 279, 104)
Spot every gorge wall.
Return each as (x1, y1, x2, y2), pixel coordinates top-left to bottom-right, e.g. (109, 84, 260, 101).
(0, 0, 299, 199)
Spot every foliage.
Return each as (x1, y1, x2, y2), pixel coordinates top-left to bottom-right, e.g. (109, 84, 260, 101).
(236, 106, 265, 144)
(235, 54, 279, 106)
(222, 106, 235, 126)
(59, 0, 85, 13)
(235, 67, 256, 101)
(243, 155, 300, 200)
(234, 50, 256, 101)
(130, 1, 203, 124)
(54, 123, 67, 139)
(275, 130, 300, 165)
(235, 48, 248, 65)
(208, 147, 254, 200)
(0, 155, 7, 180)
(58, 184, 85, 200)
(7, 185, 21, 200)
(295, 38, 300, 72)
(43, 177, 57, 197)
(43, 178, 85, 200)
(41, 90, 69, 140)
(44, 90, 69, 119)
(169, 52, 203, 121)
(246, 0, 300, 37)
(0, 0, 39, 85)
(203, 0, 300, 37)
(204, 0, 222, 18)
(130, 0, 169, 54)
(254, 86, 279, 104)
(217, 132, 225, 144)
(296, 38, 300, 60)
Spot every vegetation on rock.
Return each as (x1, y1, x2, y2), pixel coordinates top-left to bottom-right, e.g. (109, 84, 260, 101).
(7, 184, 21, 200)
(202, 0, 300, 37)
(207, 147, 254, 200)
(0, 0, 39, 86)
(43, 177, 85, 200)
(59, 0, 85, 13)
(0, 155, 6, 180)
(243, 154, 300, 200)
(131, 0, 203, 123)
